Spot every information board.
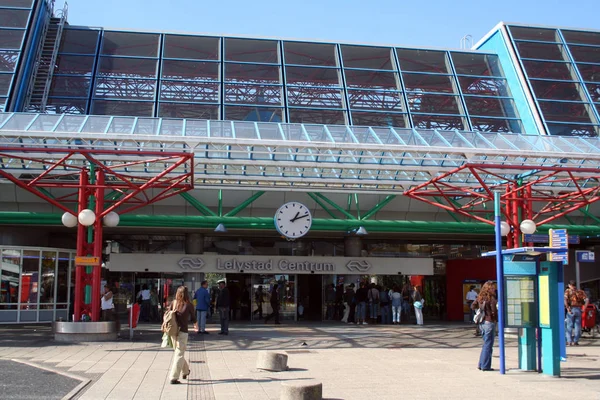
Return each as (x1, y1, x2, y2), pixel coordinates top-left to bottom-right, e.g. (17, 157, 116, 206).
(548, 229, 568, 265)
(505, 275, 537, 328)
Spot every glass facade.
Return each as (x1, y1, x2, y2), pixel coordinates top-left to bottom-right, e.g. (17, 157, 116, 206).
(0, 246, 75, 323)
(40, 26, 525, 132)
(507, 25, 600, 137)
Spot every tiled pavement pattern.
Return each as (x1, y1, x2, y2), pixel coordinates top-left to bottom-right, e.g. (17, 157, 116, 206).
(0, 323, 599, 399)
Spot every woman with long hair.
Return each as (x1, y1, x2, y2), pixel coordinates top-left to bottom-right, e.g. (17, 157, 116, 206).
(169, 286, 197, 384)
(471, 281, 498, 371)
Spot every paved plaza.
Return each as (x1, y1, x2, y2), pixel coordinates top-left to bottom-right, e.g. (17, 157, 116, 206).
(0, 322, 598, 400)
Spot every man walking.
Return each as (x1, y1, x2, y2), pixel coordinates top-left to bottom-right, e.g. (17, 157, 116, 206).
(264, 284, 281, 324)
(564, 280, 588, 346)
(216, 280, 230, 335)
(193, 280, 211, 334)
(253, 286, 264, 319)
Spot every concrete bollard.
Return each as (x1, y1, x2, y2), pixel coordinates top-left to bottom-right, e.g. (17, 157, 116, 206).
(280, 381, 322, 400)
(256, 351, 289, 372)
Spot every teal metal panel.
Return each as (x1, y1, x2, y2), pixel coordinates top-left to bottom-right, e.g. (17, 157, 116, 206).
(477, 30, 540, 135)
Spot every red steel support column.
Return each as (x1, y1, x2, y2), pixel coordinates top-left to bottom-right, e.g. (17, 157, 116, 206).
(512, 185, 520, 249)
(91, 169, 105, 322)
(505, 184, 514, 249)
(74, 170, 89, 321)
(524, 185, 533, 247)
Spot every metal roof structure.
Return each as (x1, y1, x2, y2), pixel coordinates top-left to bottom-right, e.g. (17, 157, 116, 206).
(1, 112, 600, 194)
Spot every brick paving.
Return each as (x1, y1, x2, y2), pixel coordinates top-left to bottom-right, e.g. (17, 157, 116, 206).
(0, 323, 598, 399)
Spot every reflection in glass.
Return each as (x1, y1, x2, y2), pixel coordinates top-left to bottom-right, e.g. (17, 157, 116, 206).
(160, 81, 219, 102)
(451, 53, 503, 77)
(344, 70, 399, 90)
(56, 253, 69, 304)
(341, 45, 393, 70)
(45, 98, 87, 114)
(286, 66, 340, 87)
(20, 250, 39, 309)
(351, 111, 407, 128)
(530, 80, 584, 101)
(0, 28, 25, 49)
(515, 42, 566, 61)
(412, 114, 465, 130)
(225, 84, 282, 106)
(546, 123, 598, 137)
(403, 73, 455, 93)
(577, 63, 600, 83)
(0, 50, 19, 72)
(163, 35, 219, 60)
(95, 78, 156, 100)
(509, 26, 559, 42)
(253, 275, 296, 321)
(0, 9, 31, 28)
(464, 96, 518, 118)
(54, 54, 95, 75)
(40, 251, 56, 305)
(568, 45, 600, 64)
(562, 30, 600, 46)
(1, 249, 20, 308)
(458, 76, 509, 97)
(91, 100, 153, 117)
(287, 87, 343, 108)
(348, 89, 404, 111)
(162, 60, 219, 81)
(288, 108, 346, 125)
(538, 100, 594, 123)
(101, 31, 160, 57)
(159, 103, 219, 119)
(471, 117, 521, 133)
(225, 38, 279, 63)
(59, 29, 100, 54)
(224, 106, 283, 122)
(49, 76, 91, 97)
(407, 93, 461, 114)
(396, 49, 449, 73)
(522, 60, 575, 80)
(284, 42, 337, 66)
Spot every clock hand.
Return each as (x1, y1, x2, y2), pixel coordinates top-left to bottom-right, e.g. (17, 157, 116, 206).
(294, 214, 310, 221)
(290, 212, 300, 222)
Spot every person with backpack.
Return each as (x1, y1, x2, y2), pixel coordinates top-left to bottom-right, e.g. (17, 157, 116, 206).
(165, 286, 197, 384)
(471, 281, 498, 371)
(564, 280, 589, 346)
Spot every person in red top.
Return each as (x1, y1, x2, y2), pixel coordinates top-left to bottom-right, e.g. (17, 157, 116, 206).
(471, 281, 498, 371)
(564, 280, 589, 346)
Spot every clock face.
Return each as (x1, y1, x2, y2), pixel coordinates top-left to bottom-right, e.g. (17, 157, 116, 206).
(274, 202, 312, 239)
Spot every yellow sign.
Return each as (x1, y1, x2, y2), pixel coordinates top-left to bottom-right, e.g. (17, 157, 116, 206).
(75, 256, 101, 266)
(539, 275, 550, 327)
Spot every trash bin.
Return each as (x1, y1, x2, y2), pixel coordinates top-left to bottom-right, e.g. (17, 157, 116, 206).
(581, 304, 597, 337)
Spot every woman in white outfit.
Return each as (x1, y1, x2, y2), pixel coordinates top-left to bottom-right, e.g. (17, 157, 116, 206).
(412, 285, 424, 325)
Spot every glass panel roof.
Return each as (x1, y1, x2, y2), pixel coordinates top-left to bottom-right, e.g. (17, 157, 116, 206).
(1, 112, 600, 192)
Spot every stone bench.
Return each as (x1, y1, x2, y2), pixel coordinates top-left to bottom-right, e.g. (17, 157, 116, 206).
(280, 381, 322, 400)
(53, 321, 117, 342)
(256, 351, 288, 372)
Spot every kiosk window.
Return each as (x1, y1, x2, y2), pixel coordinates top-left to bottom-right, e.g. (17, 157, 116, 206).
(505, 276, 537, 328)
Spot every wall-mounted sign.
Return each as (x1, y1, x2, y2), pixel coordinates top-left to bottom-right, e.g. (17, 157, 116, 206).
(109, 254, 433, 276)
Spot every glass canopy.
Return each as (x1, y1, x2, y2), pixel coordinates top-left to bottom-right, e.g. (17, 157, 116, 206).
(0, 112, 599, 193)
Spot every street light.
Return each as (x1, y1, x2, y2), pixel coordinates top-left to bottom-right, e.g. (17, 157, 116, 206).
(103, 211, 120, 227)
(520, 219, 537, 235)
(61, 212, 78, 228)
(78, 209, 96, 226)
(500, 221, 510, 237)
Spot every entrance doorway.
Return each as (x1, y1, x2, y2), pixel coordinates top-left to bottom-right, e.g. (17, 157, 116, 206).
(297, 274, 323, 321)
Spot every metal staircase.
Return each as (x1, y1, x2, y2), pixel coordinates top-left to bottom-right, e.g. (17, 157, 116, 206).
(24, 3, 67, 112)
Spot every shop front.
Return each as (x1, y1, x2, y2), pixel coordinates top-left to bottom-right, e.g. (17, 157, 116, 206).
(109, 253, 434, 322)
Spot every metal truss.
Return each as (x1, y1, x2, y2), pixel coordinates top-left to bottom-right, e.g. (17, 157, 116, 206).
(2, 112, 600, 194)
(404, 163, 600, 227)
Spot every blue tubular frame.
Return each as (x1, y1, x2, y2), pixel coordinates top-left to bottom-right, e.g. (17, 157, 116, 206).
(11, 0, 43, 112)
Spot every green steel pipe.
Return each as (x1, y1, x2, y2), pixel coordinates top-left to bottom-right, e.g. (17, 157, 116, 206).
(347, 194, 352, 213)
(307, 193, 338, 219)
(314, 193, 357, 220)
(224, 191, 265, 217)
(354, 193, 361, 219)
(362, 195, 396, 220)
(2, 212, 600, 235)
(38, 187, 55, 199)
(433, 196, 461, 223)
(218, 189, 223, 217)
(180, 192, 216, 216)
(578, 207, 600, 225)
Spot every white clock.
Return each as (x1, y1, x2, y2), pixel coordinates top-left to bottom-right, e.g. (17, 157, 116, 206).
(274, 202, 312, 239)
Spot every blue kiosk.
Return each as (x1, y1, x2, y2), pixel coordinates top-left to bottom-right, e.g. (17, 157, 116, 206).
(482, 246, 566, 377)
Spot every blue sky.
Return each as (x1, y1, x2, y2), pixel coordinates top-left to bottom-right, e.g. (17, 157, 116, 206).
(58, 0, 599, 48)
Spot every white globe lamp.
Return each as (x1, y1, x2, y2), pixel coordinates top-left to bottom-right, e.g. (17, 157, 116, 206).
(61, 212, 78, 228)
(520, 219, 537, 235)
(78, 209, 96, 226)
(103, 211, 120, 227)
(499, 221, 510, 237)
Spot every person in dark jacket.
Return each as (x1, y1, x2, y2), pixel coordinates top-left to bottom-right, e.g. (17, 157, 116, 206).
(471, 281, 498, 371)
(355, 282, 368, 325)
(216, 280, 230, 335)
(264, 284, 281, 324)
(342, 284, 355, 323)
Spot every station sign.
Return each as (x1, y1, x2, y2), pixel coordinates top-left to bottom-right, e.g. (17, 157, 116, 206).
(523, 233, 580, 244)
(548, 229, 568, 265)
(75, 256, 101, 266)
(576, 251, 595, 263)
